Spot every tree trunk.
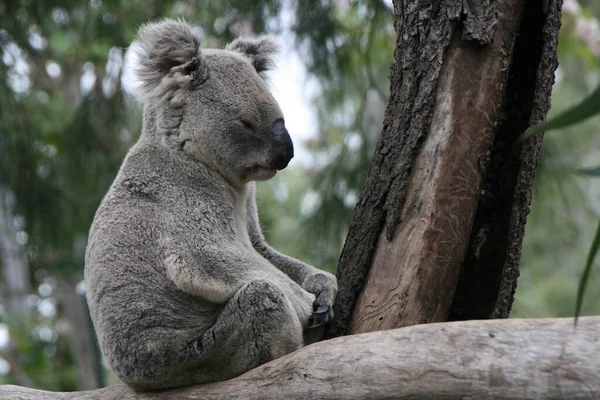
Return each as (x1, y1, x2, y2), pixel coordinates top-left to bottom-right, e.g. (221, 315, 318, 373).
(0, 188, 37, 388)
(56, 280, 105, 390)
(1, 317, 598, 399)
(328, 0, 562, 337)
(0, 188, 31, 316)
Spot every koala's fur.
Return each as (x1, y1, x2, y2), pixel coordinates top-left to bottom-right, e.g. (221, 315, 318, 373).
(84, 19, 337, 391)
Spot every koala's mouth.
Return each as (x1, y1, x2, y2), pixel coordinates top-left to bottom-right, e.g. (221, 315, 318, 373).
(247, 167, 277, 181)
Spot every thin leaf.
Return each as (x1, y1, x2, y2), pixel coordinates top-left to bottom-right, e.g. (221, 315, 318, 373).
(575, 218, 600, 325)
(524, 83, 600, 138)
(576, 165, 600, 177)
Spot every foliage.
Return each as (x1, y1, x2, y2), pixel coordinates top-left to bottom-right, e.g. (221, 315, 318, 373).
(287, 1, 394, 271)
(524, 83, 600, 137)
(576, 219, 600, 322)
(524, 78, 600, 322)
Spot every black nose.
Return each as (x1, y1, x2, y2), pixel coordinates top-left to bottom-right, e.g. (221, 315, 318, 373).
(272, 120, 294, 170)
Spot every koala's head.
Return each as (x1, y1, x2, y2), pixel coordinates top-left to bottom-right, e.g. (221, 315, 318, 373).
(125, 19, 293, 186)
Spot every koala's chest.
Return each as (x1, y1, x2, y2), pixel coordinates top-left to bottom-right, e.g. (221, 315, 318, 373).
(176, 188, 252, 248)
(233, 202, 252, 248)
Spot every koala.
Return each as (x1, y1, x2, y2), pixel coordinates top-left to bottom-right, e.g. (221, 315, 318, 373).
(84, 19, 337, 391)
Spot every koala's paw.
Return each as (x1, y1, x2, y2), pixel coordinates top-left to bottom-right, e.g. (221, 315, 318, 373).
(308, 305, 330, 329)
(302, 273, 337, 329)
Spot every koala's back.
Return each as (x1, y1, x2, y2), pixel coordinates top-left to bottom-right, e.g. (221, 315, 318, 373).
(84, 143, 219, 377)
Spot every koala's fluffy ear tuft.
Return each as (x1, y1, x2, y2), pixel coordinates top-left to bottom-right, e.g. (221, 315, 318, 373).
(226, 36, 279, 76)
(124, 19, 202, 103)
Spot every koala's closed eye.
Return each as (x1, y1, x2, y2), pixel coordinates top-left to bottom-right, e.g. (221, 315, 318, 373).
(240, 119, 255, 131)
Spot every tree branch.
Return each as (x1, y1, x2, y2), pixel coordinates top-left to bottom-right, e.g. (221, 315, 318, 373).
(1, 317, 599, 399)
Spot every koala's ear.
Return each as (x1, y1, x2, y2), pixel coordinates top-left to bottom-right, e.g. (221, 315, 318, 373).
(124, 19, 204, 103)
(225, 36, 279, 76)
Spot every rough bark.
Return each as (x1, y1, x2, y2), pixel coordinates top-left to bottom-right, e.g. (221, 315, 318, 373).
(1, 317, 599, 399)
(328, 0, 563, 337)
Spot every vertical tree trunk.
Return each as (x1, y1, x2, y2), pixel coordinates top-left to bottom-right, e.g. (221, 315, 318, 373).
(0, 188, 31, 316)
(0, 189, 36, 388)
(57, 281, 105, 390)
(328, 0, 562, 338)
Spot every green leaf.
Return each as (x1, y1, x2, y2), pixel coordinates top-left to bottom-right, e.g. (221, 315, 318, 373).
(524, 83, 600, 138)
(577, 165, 600, 177)
(575, 218, 600, 325)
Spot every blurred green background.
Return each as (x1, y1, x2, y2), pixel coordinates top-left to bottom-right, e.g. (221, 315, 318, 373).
(0, 0, 599, 391)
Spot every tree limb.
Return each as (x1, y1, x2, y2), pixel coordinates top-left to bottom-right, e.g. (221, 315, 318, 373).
(2, 317, 599, 399)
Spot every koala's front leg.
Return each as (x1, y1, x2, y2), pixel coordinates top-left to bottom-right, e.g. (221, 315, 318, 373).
(163, 241, 265, 303)
(252, 244, 336, 331)
(163, 240, 315, 327)
(246, 185, 337, 327)
(249, 240, 337, 326)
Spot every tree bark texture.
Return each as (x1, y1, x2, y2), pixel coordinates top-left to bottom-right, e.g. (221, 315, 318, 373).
(328, 0, 563, 337)
(1, 317, 598, 399)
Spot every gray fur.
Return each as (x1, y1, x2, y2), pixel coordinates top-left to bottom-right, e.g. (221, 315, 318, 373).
(128, 19, 205, 104)
(85, 19, 336, 391)
(225, 36, 279, 76)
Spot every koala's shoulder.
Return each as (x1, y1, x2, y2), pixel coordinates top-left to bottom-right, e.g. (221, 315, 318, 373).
(90, 190, 158, 249)
(110, 146, 173, 200)
(89, 150, 164, 233)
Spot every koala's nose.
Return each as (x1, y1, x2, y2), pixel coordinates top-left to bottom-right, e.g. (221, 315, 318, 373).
(272, 120, 294, 170)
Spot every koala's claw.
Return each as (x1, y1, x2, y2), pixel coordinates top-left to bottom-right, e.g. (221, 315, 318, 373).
(303, 273, 336, 329)
(313, 305, 329, 314)
(308, 314, 325, 329)
(308, 305, 330, 329)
